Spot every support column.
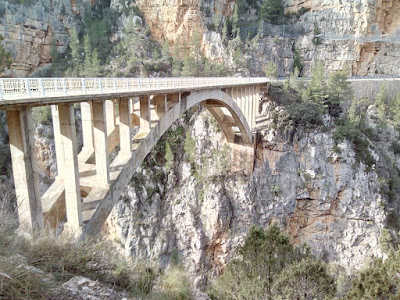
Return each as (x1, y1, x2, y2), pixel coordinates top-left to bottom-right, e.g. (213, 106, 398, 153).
(58, 104, 82, 230)
(237, 87, 242, 112)
(253, 86, 257, 129)
(246, 87, 251, 129)
(139, 95, 151, 132)
(155, 95, 167, 118)
(119, 98, 132, 155)
(51, 105, 64, 178)
(242, 87, 248, 122)
(93, 101, 110, 185)
(81, 101, 94, 151)
(7, 108, 43, 231)
(105, 100, 115, 136)
(249, 88, 254, 131)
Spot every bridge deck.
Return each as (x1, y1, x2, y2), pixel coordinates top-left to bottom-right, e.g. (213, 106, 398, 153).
(0, 77, 268, 108)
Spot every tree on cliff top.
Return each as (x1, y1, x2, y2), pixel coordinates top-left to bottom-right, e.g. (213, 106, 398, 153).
(0, 35, 12, 73)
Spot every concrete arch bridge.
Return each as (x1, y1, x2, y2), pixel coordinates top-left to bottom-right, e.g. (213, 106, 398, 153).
(0, 77, 268, 238)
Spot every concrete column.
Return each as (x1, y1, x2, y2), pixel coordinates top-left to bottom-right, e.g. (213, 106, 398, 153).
(237, 87, 242, 112)
(119, 98, 132, 155)
(140, 95, 151, 131)
(156, 95, 167, 118)
(105, 100, 115, 136)
(58, 104, 82, 230)
(242, 87, 248, 121)
(246, 87, 251, 129)
(93, 101, 110, 184)
(81, 101, 94, 151)
(7, 108, 43, 231)
(51, 105, 64, 178)
(253, 86, 258, 129)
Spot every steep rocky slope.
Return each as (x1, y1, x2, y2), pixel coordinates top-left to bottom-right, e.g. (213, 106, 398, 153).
(2, 0, 400, 77)
(0, 0, 91, 77)
(132, 0, 400, 76)
(104, 96, 395, 287)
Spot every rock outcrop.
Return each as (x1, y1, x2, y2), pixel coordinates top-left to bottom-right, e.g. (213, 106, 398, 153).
(106, 100, 389, 287)
(0, 0, 87, 77)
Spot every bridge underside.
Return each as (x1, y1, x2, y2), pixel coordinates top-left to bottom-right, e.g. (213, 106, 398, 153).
(6, 85, 262, 238)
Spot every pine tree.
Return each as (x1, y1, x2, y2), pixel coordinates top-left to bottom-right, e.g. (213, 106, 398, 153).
(181, 53, 196, 77)
(190, 29, 203, 75)
(172, 40, 182, 76)
(222, 18, 229, 42)
(70, 28, 81, 74)
(265, 61, 278, 79)
(232, 5, 240, 37)
(91, 50, 101, 77)
(161, 40, 172, 64)
(0, 35, 11, 73)
(83, 34, 93, 77)
(260, 0, 284, 24)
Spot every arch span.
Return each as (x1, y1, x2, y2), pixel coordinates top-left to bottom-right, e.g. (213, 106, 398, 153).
(81, 89, 254, 238)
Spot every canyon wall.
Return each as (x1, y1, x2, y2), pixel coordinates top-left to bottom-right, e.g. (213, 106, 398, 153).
(105, 100, 392, 287)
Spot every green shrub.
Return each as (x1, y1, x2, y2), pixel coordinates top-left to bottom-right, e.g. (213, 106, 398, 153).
(265, 61, 278, 79)
(208, 225, 317, 300)
(160, 266, 193, 300)
(164, 141, 174, 169)
(344, 252, 400, 299)
(32, 106, 52, 127)
(184, 131, 196, 164)
(287, 100, 324, 127)
(272, 257, 336, 300)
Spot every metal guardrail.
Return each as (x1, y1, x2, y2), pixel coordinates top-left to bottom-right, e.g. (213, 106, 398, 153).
(0, 77, 269, 101)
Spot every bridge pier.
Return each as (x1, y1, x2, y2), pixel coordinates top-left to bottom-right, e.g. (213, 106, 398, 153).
(7, 108, 44, 232)
(58, 104, 82, 231)
(139, 95, 151, 132)
(118, 98, 132, 155)
(81, 101, 94, 152)
(93, 101, 110, 185)
(105, 100, 115, 136)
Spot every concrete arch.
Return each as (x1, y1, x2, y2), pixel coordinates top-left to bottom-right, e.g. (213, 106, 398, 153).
(81, 88, 253, 238)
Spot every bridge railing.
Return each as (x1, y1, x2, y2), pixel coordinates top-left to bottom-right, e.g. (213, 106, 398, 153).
(0, 77, 269, 101)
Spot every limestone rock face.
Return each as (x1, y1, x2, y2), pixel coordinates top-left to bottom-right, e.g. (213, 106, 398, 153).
(107, 103, 388, 287)
(134, 0, 235, 50)
(0, 0, 85, 77)
(132, 0, 400, 76)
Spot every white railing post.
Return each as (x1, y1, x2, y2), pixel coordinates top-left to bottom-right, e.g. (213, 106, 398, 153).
(113, 78, 117, 92)
(126, 78, 130, 91)
(98, 78, 103, 93)
(148, 78, 151, 89)
(138, 78, 141, 90)
(173, 77, 176, 87)
(82, 78, 87, 94)
(63, 79, 67, 95)
(25, 79, 32, 97)
(166, 78, 168, 88)
(40, 79, 46, 96)
(157, 77, 160, 89)
(0, 80, 3, 100)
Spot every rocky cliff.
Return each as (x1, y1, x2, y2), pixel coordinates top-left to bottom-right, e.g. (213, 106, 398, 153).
(104, 93, 395, 289)
(131, 0, 400, 76)
(2, 0, 400, 77)
(0, 0, 90, 77)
